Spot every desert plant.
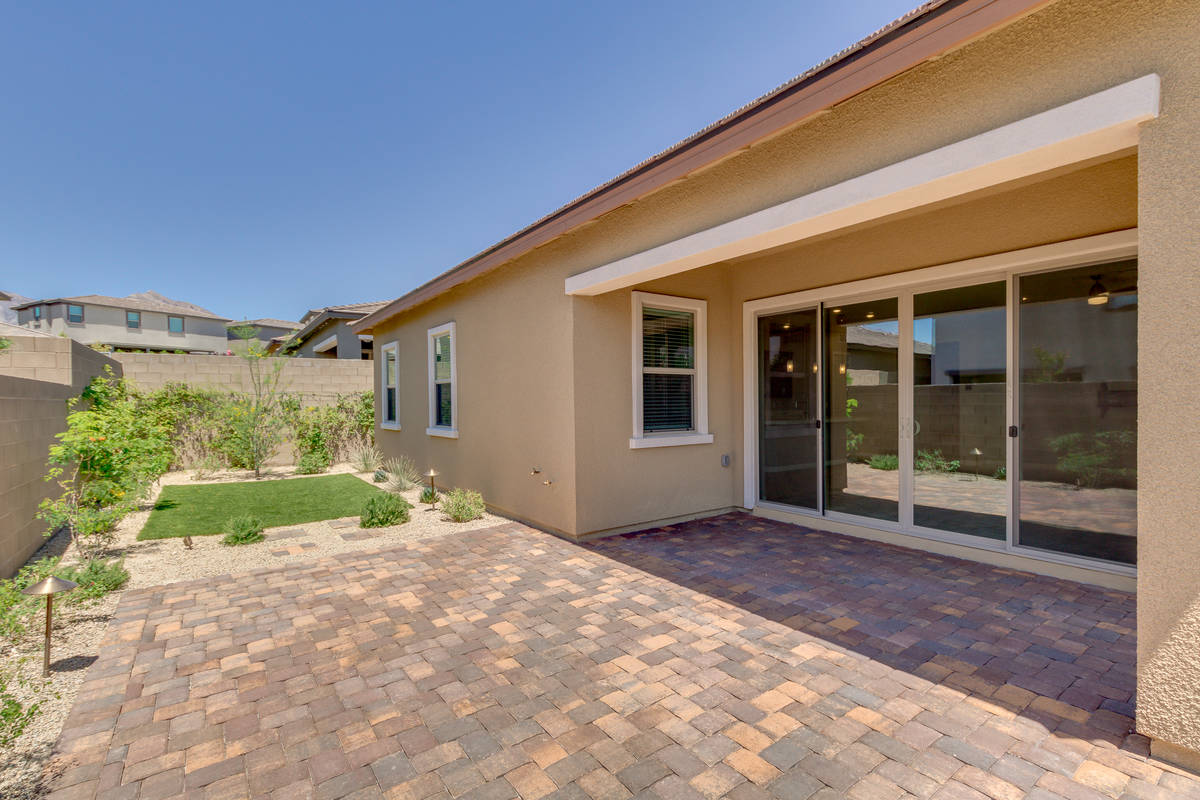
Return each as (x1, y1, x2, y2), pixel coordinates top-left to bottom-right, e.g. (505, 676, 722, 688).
(350, 442, 382, 473)
(222, 515, 265, 546)
(1050, 429, 1136, 488)
(373, 469, 387, 483)
(442, 488, 485, 523)
(383, 455, 422, 492)
(361, 493, 411, 528)
(914, 449, 960, 473)
(993, 466, 1007, 480)
(224, 327, 288, 477)
(0, 666, 42, 748)
(55, 558, 129, 602)
(867, 453, 900, 471)
(0, 336, 10, 352)
(419, 487, 439, 506)
(296, 448, 330, 475)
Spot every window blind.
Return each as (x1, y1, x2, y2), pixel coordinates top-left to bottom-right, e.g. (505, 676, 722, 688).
(642, 307, 695, 432)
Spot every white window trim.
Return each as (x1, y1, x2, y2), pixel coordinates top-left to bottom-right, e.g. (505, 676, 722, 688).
(380, 341, 400, 430)
(426, 321, 458, 438)
(631, 291, 712, 449)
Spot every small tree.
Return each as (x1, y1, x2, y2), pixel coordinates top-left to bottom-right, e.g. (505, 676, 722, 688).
(225, 326, 287, 478)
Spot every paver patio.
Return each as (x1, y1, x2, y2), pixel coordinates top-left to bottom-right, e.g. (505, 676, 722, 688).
(45, 514, 1199, 799)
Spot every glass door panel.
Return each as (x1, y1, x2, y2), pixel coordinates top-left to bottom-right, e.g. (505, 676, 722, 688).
(1016, 260, 1137, 564)
(824, 299, 899, 522)
(759, 309, 820, 510)
(912, 283, 1007, 539)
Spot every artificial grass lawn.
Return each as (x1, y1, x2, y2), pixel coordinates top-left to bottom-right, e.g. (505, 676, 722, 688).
(139, 474, 382, 540)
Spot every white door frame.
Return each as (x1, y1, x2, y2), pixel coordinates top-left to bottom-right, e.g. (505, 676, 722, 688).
(741, 228, 1138, 576)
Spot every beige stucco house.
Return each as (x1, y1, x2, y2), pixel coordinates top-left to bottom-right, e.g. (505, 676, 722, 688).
(355, 0, 1200, 764)
(13, 291, 230, 353)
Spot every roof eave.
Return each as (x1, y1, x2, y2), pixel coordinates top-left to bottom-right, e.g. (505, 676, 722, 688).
(355, 0, 1052, 334)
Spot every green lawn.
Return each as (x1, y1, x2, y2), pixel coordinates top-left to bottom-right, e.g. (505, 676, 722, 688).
(139, 474, 382, 540)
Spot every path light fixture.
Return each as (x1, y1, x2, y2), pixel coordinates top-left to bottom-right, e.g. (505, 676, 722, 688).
(970, 447, 983, 480)
(425, 468, 439, 509)
(22, 576, 78, 677)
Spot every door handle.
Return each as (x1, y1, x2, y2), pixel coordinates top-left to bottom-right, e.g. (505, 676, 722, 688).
(913, 419, 921, 437)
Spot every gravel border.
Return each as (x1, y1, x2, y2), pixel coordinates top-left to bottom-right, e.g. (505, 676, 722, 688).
(0, 464, 502, 799)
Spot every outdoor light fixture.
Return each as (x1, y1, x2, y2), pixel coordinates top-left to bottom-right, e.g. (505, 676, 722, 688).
(969, 447, 983, 481)
(22, 576, 77, 677)
(1087, 275, 1110, 305)
(425, 468, 440, 508)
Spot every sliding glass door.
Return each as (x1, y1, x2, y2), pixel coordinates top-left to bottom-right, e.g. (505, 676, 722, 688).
(758, 309, 820, 511)
(824, 298, 900, 522)
(754, 258, 1136, 570)
(911, 283, 1007, 540)
(1015, 261, 1137, 564)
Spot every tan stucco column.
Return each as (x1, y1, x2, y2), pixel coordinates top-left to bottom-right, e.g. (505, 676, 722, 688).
(1134, 43, 1200, 766)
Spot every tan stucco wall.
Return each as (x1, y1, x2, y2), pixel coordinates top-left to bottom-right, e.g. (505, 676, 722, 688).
(368, 0, 1199, 754)
(370, 251, 579, 536)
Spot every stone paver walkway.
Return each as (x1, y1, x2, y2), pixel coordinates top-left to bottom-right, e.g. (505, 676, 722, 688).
(46, 515, 1199, 799)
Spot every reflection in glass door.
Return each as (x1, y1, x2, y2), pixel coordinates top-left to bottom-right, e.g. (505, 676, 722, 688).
(1016, 261, 1137, 564)
(758, 309, 820, 511)
(912, 283, 1007, 539)
(824, 298, 899, 522)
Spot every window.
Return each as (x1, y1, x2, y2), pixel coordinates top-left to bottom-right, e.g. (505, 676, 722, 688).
(67, 304, 84, 324)
(631, 292, 711, 448)
(426, 322, 457, 437)
(381, 342, 399, 429)
(168, 316, 184, 333)
(126, 310, 140, 329)
(32, 305, 42, 321)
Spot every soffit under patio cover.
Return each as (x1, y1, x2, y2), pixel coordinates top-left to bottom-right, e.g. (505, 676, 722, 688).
(564, 74, 1159, 297)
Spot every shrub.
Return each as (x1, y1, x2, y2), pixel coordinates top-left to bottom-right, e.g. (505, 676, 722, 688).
(373, 469, 387, 483)
(993, 466, 1007, 481)
(0, 666, 41, 748)
(350, 442, 382, 473)
(296, 449, 330, 475)
(914, 449, 960, 473)
(442, 489, 485, 523)
(867, 453, 899, 471)
(419, 487, 439, 506)
(56, 558, 130, 602)
(222, 515, 265, 546)
(361, 493, 411, 528)
(38, 368, 171, 558)
(1050, 430, 1135, 488)
(384, 455, 422, 492)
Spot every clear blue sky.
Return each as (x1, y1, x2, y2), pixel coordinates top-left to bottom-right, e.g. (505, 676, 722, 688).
(1, 1, 916, 322)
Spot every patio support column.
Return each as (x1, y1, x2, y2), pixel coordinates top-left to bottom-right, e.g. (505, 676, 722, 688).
(1133, 52, 1200, 766)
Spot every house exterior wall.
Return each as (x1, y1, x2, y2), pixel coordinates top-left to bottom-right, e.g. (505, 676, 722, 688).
(368, 0, 1200, 757)
(17, 302, 228, 353)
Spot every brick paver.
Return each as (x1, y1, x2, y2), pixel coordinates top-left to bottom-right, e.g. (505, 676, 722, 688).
(45, 514, 1200, 799)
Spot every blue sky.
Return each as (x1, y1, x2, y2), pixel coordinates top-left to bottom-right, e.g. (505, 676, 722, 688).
(1, 1, 916, 322)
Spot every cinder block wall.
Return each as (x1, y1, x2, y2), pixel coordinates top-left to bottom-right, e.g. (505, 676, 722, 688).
(0, 337, 122, 577)
(110, 353, 372, 401)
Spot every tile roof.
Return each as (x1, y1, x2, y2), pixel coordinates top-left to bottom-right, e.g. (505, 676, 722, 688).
(12, 292, 229, 321)
(227, 318, 301, 329)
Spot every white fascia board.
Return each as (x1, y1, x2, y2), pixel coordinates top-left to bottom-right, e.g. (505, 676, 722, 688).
(566, 74, 1159, 297)
(313, 334, 338, 353)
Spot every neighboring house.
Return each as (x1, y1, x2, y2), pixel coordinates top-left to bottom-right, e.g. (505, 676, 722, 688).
(276, 301, 385, 359)
(226, 318, 301, 353)
(355, 0, 1200, 765)
(12, 291, 230, 353)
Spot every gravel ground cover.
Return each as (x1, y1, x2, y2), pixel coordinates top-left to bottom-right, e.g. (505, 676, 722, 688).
(0, 464, 502, 800)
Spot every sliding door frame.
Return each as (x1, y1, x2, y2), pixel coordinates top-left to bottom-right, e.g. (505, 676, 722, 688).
(741, 228, 1138, 577)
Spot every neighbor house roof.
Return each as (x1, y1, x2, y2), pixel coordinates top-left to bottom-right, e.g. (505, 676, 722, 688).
(226, 318, 302, 330)
(286, 301, 388, 347)
(355, 0, 1051, 333)
(13, 293, 230, 321)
